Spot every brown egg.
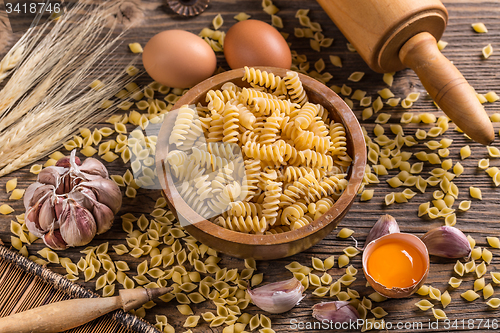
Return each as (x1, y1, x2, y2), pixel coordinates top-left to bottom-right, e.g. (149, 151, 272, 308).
(224, 20, 291, 69)
(142, 30, 217, 88)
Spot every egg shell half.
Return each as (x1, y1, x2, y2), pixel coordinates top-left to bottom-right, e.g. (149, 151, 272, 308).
(142, 30, 217, 88)
(224, 19, 292, 70)
(362, 233, 430, 298)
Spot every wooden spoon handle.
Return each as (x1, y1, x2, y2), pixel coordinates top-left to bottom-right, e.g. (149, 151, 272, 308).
(399, 32, 494, 145)
(0, 287, 172, 333)
(0, 297, 122, 333)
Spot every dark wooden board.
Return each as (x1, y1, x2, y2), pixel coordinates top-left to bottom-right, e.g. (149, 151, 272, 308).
(1, 0, 500, 332)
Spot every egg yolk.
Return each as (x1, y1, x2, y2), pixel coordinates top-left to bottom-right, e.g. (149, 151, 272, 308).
(367, 240, 425, 288)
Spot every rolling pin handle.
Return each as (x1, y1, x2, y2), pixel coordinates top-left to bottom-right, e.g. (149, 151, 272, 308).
(0, 297, 122, 333)
(0, 287, 172, 333)
(120, 286, 172, 312)
(399, 31, 494, 145)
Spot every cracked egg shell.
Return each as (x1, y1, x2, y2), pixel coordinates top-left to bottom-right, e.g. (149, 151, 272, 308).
(362, 233, 430, 298)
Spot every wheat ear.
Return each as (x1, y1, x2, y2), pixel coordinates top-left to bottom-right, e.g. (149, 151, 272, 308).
(0, 44, 25, 83)
(0, 1, 105, 121)
(0, 2, 118, 131)
(0, 0, 137, 177)
(0, 128, 70, 177)
(0, 78, 135, 176)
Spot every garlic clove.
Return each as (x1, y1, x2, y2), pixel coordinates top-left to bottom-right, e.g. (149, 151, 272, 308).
(25, 190, 55, 235)
(69, 187, 113, 234)
(312, 301, 360, 323)
(38, 167, 67, 188)
(24, 182, 46, 210)
(247, 277, 304, 314)
(44, 229, 68, 250)
(421, 226, 471, 258)
(80, 187, 97, 201)
(25, 205, 45, 238)
(58, 174, 73, 195)
(79, 158, 109, 179)
(80, 179, 122, 214)
(91, 200, 115, 234)
(27, 184, 54, 209)
(68, 189, 96, 211)
(59, 200, 97, 247)
(364, 214, 400, 248)
(38, 196, 56, 232)
(54, 196, 65, 220)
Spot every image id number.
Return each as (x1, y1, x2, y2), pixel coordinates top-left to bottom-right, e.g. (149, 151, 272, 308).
(444, 319, 498, 330)
(6, 2, 61, 14)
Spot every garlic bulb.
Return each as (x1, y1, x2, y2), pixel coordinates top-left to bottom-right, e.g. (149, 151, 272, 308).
(24, 150, 122, 250)
(247, 277, 304, 314)
(312, 301, 360, 323)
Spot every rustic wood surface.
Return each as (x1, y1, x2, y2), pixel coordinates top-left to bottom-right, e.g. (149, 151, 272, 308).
(1, 0, 500, 332)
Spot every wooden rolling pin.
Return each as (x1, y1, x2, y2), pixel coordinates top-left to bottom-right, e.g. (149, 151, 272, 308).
(0, 287, 172, 333)
(316, 0, 494, 145)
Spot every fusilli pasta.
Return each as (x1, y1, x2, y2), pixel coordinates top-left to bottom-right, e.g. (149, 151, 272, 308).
(222, 104, 239, 143)
(295, 102, 320, 129)
(169, 105, 197, 147)
(242, 66, 286, 94)
(284, 71, 308, 107)
(166, 68, 351, 234)
(262, 180, 282, 226)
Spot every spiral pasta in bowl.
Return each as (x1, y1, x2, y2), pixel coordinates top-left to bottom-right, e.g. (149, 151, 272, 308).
(156, 67, 366, 260)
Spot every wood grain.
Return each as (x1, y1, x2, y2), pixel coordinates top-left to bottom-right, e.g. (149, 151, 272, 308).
(315, 0, 448, 72)
(0, 0, 499, 332)
(400, 31, 494, 145)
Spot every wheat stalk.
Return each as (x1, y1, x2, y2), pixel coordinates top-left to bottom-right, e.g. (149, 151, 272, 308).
(0, 64, 123, 164)
(0, 19, 54, 117)
(0, 0, 63, 85)
(0, 70, 132, 174)
(0, 128, 69, 177)
(0, 78, 53, 132)
(0, 0, 137, 177)
(0, 0, 118, 122)
(0, 3, 121, 131)
(0, 108, 57, 157)
(0, 44, 25, 83)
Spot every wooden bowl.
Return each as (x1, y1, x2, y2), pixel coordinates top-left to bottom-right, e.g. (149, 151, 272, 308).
(156, 67, 366, 260)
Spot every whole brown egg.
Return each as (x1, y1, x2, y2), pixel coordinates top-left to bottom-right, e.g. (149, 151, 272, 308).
(224, 20, 292, 69)
(142, 30, 217, 88)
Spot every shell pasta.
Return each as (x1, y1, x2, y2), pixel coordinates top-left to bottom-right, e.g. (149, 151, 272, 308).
(166, 68, 351, 234)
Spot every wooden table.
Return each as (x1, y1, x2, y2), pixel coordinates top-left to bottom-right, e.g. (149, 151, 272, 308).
(1, 0, 499, 332)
